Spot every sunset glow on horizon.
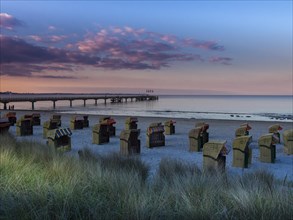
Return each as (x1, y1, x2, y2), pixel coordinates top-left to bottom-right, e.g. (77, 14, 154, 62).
(1, 1, 292, 95)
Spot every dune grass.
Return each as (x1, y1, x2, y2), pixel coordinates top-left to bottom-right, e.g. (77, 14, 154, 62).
(0, 133, 292, 220)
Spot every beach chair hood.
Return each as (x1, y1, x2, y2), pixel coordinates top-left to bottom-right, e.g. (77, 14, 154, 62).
(188, 127, 202, 138)
(258, 133, 279, 147)
(233, 135, 252, 151)
(195, 122, 209, 132)
(203, 141, 228, 160)
(268, 124, 283, 133)
(47, 128, 72, 140)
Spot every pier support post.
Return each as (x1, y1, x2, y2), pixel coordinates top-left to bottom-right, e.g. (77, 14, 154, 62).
(3, 102, 7, 110)
(104, 99, 107, 105)
(83, 99, 86, 107)
(53, 101, 56, 109)
(70, 100, 72, 108)
(31, 101, 35, 110)
(95, 99, 97, 106)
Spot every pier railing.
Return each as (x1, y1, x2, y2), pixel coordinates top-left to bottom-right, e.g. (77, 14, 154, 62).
(0, 93, 158, 110)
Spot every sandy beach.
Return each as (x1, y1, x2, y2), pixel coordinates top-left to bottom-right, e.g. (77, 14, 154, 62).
(2, 110, 293, 181)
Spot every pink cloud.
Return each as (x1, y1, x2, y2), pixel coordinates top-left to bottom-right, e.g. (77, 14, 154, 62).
(209, 56, 232, 65)
(1, 25, 232, 78)
(0, 13, 23, 30)
(29, 35, 68, 43)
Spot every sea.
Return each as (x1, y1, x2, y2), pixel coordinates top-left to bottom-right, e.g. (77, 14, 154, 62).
(2, 95, 293, 122)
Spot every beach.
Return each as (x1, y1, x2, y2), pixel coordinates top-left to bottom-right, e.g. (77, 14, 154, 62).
(3, 110, 293, 181)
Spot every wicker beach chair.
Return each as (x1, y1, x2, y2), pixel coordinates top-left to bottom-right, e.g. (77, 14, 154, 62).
(164, 120, 176, 135)
(120, 129, 141, 156)
(47, 128, 72, 152)
(146, 122, 165, 148)
(232, 135, 252, 168)
(258, 133, 279, 163)
(203, 140, 228, 172)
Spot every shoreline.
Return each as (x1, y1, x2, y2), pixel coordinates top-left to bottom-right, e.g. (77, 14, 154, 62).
(1, 108, 292, 123)
(2, 110, 293, 181)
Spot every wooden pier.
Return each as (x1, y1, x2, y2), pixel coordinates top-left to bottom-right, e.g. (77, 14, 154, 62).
(0, 93, 158, 110)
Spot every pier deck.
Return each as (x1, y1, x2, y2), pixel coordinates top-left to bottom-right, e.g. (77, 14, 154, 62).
(0, 93, 158, 110)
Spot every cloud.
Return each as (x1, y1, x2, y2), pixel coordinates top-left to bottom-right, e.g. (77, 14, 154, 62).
(183, 38, 225, 51)
(48, 25, 56, 31)
(0, 36, 100, 77)
(1, 25, 232, 78)
(29, 35, 68, 43)
(0, 13, 23, 30)
(209, 56, 233, 65)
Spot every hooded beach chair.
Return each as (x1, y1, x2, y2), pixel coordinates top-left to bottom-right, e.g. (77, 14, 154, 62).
(258, 133, 279, 163)
(146, 122, 165, 148)
(43, 119, 59, 138)
(232, 135, 252, 168)
(99, 116, 116, 136)
(283, 129, 293, 155)
(51, 114, 62, 126)
(120, 129, 141, 156)
(203, 140, 228, 172)
(47, 128, 72, 152)
(5, 112, 17, 126)
(125, 117, 138, 130)
(92, 123, 110, 145)
(164, 120, 176, 135)
(70, 115, 84, 130)
(189, 127, 203, 152)
(16, 116, 33, 136)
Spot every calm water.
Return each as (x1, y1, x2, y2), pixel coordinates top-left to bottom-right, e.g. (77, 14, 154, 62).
(2, 95, 293, 121)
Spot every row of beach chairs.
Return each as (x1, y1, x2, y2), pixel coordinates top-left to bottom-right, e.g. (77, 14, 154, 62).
(1, 112, 292, 171)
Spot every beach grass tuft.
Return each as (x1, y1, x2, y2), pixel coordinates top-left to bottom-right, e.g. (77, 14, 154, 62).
(0, 134, 292, 219)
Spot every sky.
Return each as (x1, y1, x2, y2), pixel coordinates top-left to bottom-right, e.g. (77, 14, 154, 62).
(0, 1, 292, 95)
